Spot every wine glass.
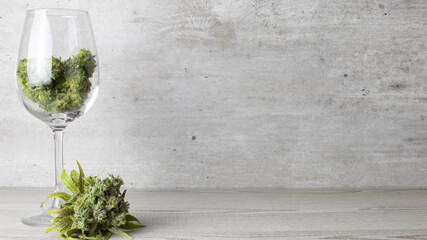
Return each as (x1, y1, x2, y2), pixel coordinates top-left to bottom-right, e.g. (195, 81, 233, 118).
(15, 8, 99, 227)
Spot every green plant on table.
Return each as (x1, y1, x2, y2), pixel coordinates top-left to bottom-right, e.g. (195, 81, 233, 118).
(41, 161, 144, 240)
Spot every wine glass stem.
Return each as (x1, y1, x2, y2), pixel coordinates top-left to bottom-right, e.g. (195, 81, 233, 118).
(52, 130, 64, 209)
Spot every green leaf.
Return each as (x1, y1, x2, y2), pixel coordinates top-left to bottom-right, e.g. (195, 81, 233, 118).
(103, 231, 111, 240)
(88, 222, 99, 236)
(125, 214, 140, 224)
(122, 189, 127, 198)
(52, 216, 62, 225)
(76, 233, 101, 239)
(41, 192, 71, 208)
(66, 229, 81, 237)
(47, 208, 62, 217)
(46, 216, 72, 233)
(76, 160, 85, 193)
(70, 170, 79, 186)
(48, 207, 74, 217)
(58, 229, 68, 240)
(46, 218, 62, 233)
(61, 169, 79, 194)
(118, 222, 145, 230)
(76, 160, 85, 179)
(67, 236, 81, 240)
(107, 228, 133, 239)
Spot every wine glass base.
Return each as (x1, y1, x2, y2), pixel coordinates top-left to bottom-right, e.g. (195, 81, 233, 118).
(21, 210, 54, 227)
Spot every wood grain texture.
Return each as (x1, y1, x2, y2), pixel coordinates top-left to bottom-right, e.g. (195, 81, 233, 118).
(0, 188, 426, 239)
(0, 0, 426, 189)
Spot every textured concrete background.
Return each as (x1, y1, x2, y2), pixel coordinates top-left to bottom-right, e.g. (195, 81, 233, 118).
(0, 0, 426, 189)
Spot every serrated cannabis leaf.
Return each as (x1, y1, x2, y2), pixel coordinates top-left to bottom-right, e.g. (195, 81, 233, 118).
(41, 192, 72, 208)
(125, 214, 140, 224)
(43, 161, 144, 240)
(71, 170, 79, 186)
(61, 169, 79, 194)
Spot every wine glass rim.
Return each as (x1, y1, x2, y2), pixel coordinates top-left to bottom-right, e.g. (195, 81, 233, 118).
(26, 8, 89, 16)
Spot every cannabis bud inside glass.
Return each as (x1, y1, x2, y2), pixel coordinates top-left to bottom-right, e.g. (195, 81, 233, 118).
(15, 9, 100, 226)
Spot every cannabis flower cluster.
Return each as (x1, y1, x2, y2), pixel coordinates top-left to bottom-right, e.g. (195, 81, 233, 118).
(42, 162, 144, 240)
(17, 49, 96, 113)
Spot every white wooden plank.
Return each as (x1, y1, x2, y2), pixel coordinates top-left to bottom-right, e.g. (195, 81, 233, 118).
(0, 189, 426, 239)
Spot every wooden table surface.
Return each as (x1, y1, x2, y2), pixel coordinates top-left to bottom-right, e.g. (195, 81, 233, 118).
(0, 188, 426, 240)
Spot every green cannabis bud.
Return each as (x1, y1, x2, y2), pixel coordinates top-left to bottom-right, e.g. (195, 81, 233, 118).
(42, 161, 144, 240)
(17, 49, 96, 113)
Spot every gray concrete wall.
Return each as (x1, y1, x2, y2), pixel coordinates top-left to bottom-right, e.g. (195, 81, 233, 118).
(0, 0, 426, 189)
